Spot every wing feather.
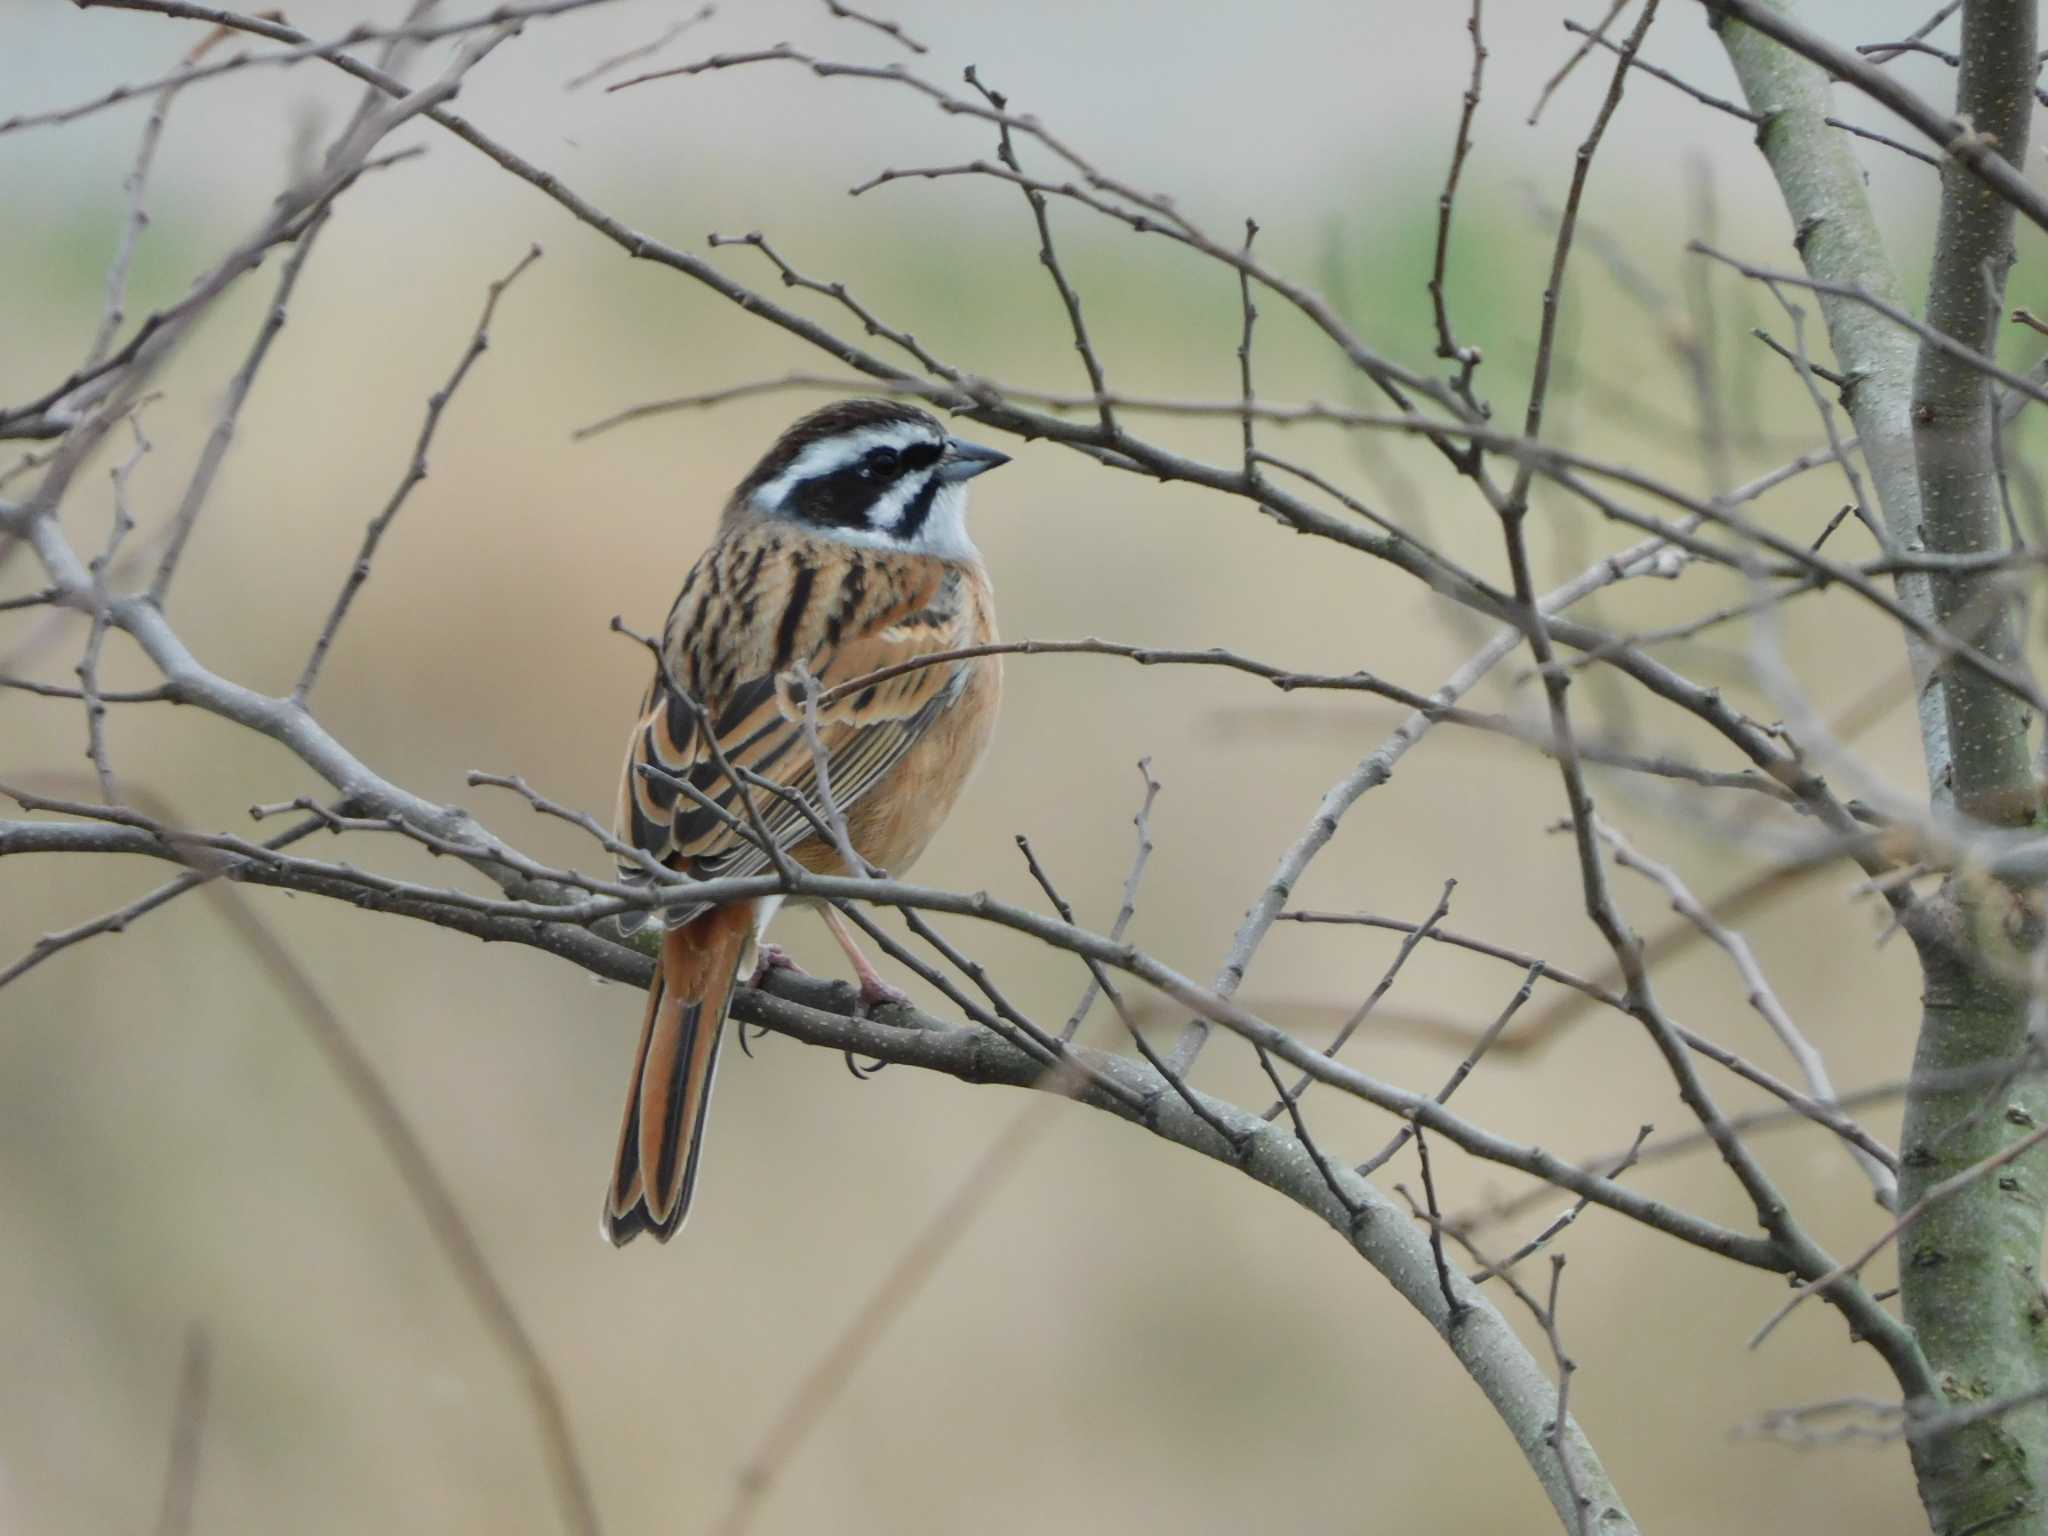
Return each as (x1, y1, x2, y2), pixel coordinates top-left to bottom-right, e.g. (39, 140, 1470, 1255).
(614, 528, 977, 923)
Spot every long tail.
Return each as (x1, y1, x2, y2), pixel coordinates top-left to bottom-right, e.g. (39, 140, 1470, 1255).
(603, 903, 753, 1245)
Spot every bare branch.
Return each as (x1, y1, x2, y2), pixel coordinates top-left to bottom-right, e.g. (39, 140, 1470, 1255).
(144, 212, 333, 603)
(1597, 819, 1894, 1202)
(1428, 0, 1489, 416)
(818, 0, 926, 55)
(1358, 962, 1542, 1176)
(6, 0, 622, 135)
(1826, 115, 1942, 168)
(961, 66, 1115, 437)
(0, 806, 326, 991)
(1700, 0, 2048, 235)
(1167, 530, 1681, 1075)
(1563, 15, 1765, 123)
(1752, 1116, 2048, 1350)
(1255, 1044, 1367, 1226)
(295, 244, 542, 701)
(563, 2, 713, 90)
(1264, 879, 1456, 1121)
(734, 970, 1634, 1529)
(1408, 1125, 1469, 1324)
(1509, 0, 1658, 514)
(1467, 1127, 1654, 1286)
(171, 794, 605, 1536)
(1859, 2, 1962, 63)
(1062, 760, 1157, 1040)
(86, 77, 179, 371)
(1280, 901, 1901, 1179)
(1696, 241, 2048, 413)
(1529, 0, 1630, 126)
(150, 1326, 210, 1536)
(711, 1097, 1054, 1536)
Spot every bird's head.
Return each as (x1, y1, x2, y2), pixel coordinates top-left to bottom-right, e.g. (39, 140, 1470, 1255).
(730, 398, 1010, 559)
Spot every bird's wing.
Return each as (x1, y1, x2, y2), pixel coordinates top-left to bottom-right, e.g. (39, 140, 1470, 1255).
(615, 529, 976, 916)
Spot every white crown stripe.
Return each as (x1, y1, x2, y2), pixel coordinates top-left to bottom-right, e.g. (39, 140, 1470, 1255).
(750, 424, 935, 514)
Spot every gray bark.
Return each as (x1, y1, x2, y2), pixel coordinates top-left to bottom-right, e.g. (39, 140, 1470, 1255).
(1718, 3, 2048, 1529)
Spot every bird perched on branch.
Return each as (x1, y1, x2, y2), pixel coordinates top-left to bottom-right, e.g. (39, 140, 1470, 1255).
(603, 399, 1010, 1245)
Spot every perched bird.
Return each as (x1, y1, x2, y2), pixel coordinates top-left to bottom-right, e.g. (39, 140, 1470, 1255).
(603, 399, 1010, 1245)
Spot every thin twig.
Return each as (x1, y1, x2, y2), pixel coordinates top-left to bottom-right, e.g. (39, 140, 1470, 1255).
(1750, 326, 1849, 389)
(1510, 0, 1658, 514)
(1409, 1125, 1468, 1323)
(709, 1097, 1055, 1536)
(1545, 1256, 1589, 1536)
(1358, 962, 1542, 1176)
(1859, 2, 1962, 63)
(295, 243, 542, 701)
(819, 0, 926, 54)
(1398, 1190, 1592, 1533)
(1236, 217, 1260, 479)
(563, 2, 712, 89)
(77, 413, 155, 800)
(1595, 817, 1895, 1203)
(1825, 115, 1941, 168)
(146, 208, 335, 605)
(1857, 36, 1960, 67)
(195, 838, 605, 1536)
(1168, 502, 1687, 1075)
(1751, 1117, 2048, 1349)
(86, 77, 179, 370)
(1016, 833, 1247, 1156)
(1429, 0, 1489, 417)
(1529, 0, 1630, 125)
(0, 811, 328, 991)
(1279, 902, 1900, 1175)
(1063, 760, 1158, 1040)
(962, 66, 1115, 437)
(150, 1325, 211, 1536)
(4, 1, 624, 134)
(1263, 879, 1456, 1121)
(1256, 1045, 1368, 1225)
(1563, 16, 1764, 123)
(466, 769, 669, 880)
(1466, 1126, 1654, 1285)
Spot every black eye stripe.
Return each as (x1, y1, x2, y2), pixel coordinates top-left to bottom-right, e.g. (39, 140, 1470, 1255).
(777, 436, 945, 529)
(858, 440, 938, 479)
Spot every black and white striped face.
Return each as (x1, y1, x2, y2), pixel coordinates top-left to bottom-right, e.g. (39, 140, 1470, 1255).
(736, 400, 1009, 560)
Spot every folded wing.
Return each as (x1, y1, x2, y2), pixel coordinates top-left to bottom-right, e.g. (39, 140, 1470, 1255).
(614, 531, 974, 922)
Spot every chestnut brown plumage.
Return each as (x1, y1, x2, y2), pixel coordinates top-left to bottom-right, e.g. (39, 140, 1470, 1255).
(603, 400, 1008, 1245)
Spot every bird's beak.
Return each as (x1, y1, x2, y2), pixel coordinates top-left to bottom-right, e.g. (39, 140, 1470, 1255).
(936, 436, 1012, 484)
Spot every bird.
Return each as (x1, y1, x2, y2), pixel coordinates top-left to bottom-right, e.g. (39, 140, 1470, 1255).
(602, 398, 1010, 1246)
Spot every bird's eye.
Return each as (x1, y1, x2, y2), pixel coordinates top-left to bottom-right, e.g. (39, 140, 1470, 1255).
(860, 447, 900, 480)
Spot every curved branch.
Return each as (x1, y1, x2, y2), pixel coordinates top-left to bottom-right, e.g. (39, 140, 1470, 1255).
(727, 969, 1638, 1534)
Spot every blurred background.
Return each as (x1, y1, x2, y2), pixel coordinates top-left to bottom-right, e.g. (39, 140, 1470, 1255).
(4, 1, 2043, 1531)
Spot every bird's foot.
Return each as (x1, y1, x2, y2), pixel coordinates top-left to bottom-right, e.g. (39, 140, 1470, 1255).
(854, 972, 913, 1016)
(748, 943, 805, 989)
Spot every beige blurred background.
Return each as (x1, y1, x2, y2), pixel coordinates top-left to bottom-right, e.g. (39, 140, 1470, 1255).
(4, 2, 2040, 1532)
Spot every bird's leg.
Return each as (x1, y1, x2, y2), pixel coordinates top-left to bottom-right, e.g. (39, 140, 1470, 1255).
(820, 904, 912, 1013)
(737, 940, 808, 1055)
